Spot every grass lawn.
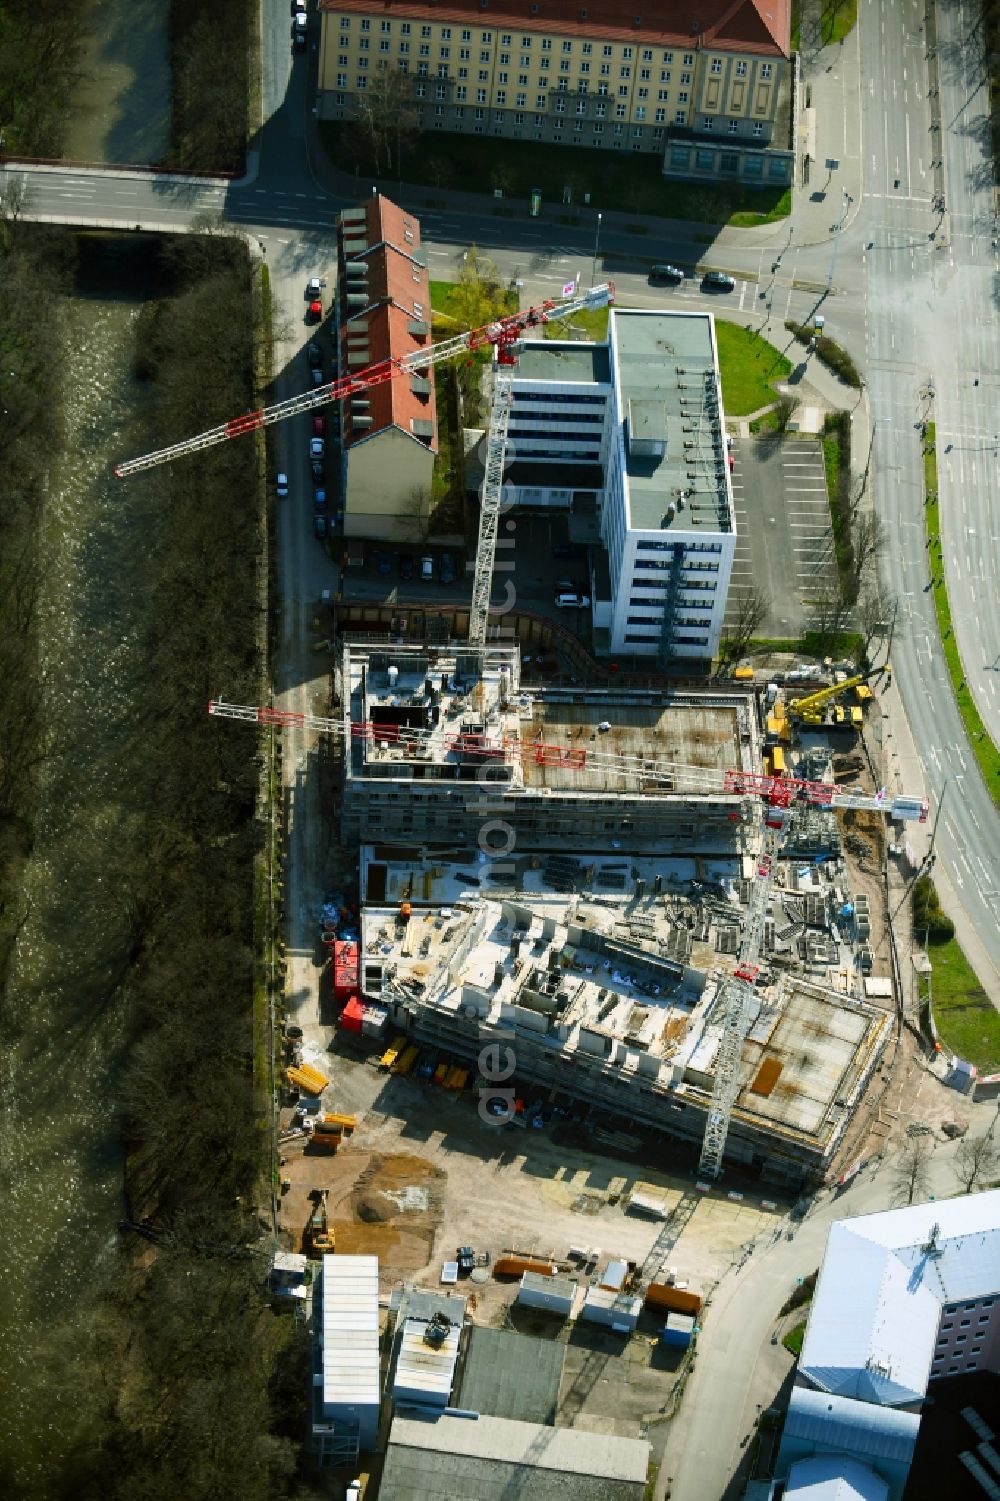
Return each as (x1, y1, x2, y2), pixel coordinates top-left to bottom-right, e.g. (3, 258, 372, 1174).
(714, 322, 792, 416)
(821, 0, 859, 45)
(927, 935, 1000, 1075)
(923, 423, 1000, 810)
(543, 304, 610, 341)
(319, 122, 791, 228)
(783, 1322, 807, 1356)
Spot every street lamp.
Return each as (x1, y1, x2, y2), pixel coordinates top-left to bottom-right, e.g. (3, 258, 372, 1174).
(827, 188, 852, 293)
(591, 211, 602, 288)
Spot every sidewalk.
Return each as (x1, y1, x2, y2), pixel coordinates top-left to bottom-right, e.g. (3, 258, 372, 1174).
(304, 2, 865, 259)
(877, 671, 1000, 1009)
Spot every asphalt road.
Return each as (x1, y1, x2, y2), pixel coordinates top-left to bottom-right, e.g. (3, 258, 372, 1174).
(658, 1089, 1000, 1501)
(858, 0, 1000, 980)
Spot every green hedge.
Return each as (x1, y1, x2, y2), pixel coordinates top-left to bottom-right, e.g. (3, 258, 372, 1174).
(785, 320, 862, 389)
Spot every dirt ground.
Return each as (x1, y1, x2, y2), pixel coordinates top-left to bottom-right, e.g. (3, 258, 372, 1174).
(277, 1047, 784, 1320)
(278, 1137, 445, 1278)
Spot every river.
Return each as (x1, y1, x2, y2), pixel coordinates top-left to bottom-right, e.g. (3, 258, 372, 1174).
(68, 0, 170, 165)
(0, 246, 158, 1497)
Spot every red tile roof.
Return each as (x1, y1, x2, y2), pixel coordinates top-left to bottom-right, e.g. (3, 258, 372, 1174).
(338, 194, 438, 453)
(320, 0, 790, 56)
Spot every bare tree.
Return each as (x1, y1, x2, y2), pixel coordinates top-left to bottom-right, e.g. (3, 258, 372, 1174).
(889, 1132, 934, 1207)
(807, 584, 853, 656)
(856, 586, 896, 659)
(852, 512, 886, 587)
(953, 1133, 998, 1194)
(398, 485, 432, 543)
(720, 586, 770, 667)
(355, 66, 419, 177)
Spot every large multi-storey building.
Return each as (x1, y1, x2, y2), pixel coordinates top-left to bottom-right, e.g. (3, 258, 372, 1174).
(505, 309, 736, 662)
(317, 0, 792, 187)
(337, 639, 759, 851)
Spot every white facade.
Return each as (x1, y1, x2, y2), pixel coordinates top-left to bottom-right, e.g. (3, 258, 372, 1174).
(602, 310, 736, 661)
(504, 311, 736, 662)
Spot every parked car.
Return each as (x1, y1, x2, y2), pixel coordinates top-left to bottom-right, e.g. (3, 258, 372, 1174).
(398, 553, 414, 581)
(309, 437, 325, 459)
(374, 550, 393, 575)
(552, 542, 582, 559)
(555, 591, 591, 608)
(649, 263, 684, 284)
(310, 459, 325, 483)
(420, 555, 434, 580)
(313, 515, 328, 540)
(292, 14, 307, 48)
(294, 0, 306, 15)
(701, 270, 736, 292)
(438, 553, 456, 585)
(307, 298, 322, 321)
(305, 277, 323, 299)
(307, 342, 322, 369)
(310, 366, 324, 386)
(312, 414, 326, 438)
(275, 471, 289, 498)
(332, 508, 344, 530)
(314, 488, 327, 510)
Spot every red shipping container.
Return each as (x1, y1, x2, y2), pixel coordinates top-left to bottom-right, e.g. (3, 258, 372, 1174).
(339, 995, 364, 1033)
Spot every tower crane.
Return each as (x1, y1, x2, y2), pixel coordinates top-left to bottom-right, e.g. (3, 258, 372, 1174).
(115, 279, 612, 649)
(211, 696, 927, 1176)
(113, 283, 612, 479)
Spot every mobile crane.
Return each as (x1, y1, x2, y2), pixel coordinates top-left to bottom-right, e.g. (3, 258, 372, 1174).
(786, 673, 872, 726)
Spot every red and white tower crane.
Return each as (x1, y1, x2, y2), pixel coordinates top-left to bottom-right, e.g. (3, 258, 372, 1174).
(115, 282, 613, 647)
(209, 698, 927, 1176)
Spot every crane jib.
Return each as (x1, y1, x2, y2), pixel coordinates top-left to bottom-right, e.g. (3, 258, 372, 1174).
(226, 411, 265, 438)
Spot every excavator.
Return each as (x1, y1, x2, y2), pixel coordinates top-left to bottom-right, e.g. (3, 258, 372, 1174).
(305, 1189, 336, 1256)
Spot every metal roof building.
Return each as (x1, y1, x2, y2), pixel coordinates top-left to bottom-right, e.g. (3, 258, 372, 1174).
(457, 1328, 565, 1425)
(775, 1389, 919, 1501)
(784, 1454, 889, 1501)
(799, 1191, 1000, 1407)
(392, 1317, 461, 1411)
(313, 1254, 380, 1465)
(379, 1410, 649, 1501)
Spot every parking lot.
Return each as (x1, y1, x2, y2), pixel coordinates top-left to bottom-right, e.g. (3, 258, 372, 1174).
(338, 511, 590, 616)
(726, 435, 839, 639)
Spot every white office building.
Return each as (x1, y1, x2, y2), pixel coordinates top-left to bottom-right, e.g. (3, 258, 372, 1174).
(505, 308, 736, 663)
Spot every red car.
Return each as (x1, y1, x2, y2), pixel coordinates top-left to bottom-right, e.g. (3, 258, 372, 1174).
(307, 299, 322, 322)
(312, 414, 326, 438)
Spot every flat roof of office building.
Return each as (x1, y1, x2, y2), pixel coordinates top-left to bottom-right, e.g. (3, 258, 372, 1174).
(611, 309, 733, 536)
(515, 338, 610, 384)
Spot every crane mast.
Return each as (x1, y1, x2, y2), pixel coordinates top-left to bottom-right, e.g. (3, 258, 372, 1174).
(211, 699, 927, 1176)
(468, 370, 514, 649)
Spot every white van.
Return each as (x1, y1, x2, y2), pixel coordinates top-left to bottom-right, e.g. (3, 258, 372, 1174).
(555, 592, 590, 609)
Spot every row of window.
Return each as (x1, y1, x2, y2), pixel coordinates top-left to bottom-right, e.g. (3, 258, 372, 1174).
(342, 20, 735, 70)
(623, 630, 709, 646)
(331, 100, 675, 146)
(637, 540, 724, 553)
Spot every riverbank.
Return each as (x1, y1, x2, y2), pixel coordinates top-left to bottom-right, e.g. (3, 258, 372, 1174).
(0, 226, 302, 1501)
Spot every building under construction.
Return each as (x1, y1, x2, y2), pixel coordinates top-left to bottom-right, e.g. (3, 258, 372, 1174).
(336, 640, 761, 853)
(357, 891, 891, 1185)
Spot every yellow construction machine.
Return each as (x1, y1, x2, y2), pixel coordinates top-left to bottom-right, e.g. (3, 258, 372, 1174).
(786, 674, 868, 726)
(305, 1189, 336, 1256)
